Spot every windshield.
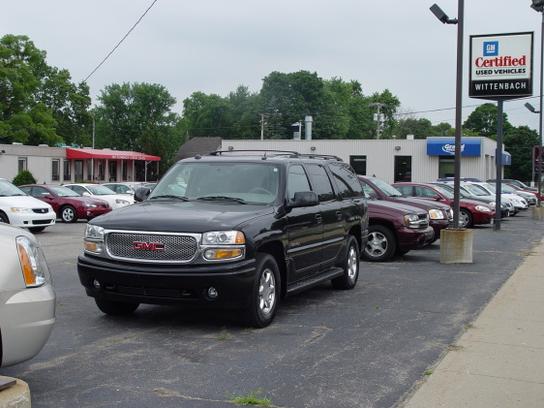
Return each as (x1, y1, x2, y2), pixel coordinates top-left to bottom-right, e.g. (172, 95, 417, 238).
(87, 185, 116, 195)
(0, 180, 26, 197)
(436, 183, 470, 198)
(482, 183, 496, 194)
(432, 185, 454, 199)
(372, 178, 402, 197)
(150, 162, 281, 204)
(501, 184, 516, 194)
(464, 184, 489, 196)
(50, 186, 81, 197)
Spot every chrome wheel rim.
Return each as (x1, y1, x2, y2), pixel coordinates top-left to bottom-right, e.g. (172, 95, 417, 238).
(459, 211, 469, 228)
(366, 232, 387, 257)
(347, 246, 358, 281)
(62, 208, 75, 222)
(258, 268, 276, 316)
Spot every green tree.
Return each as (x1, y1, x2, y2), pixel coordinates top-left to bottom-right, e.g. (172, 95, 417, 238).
(368, 89, 401, 138)
(393, 117, 433, 139)
(12, 170, 36, 186)
(504, 126, 540, 182)
(463, 103, 513, 138)
(430, 122, 454, 136)
(96, 82, 183, 173)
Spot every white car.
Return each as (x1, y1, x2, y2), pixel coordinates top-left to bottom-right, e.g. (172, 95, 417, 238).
(468, 182, 528, 211)
(0, 223, 55, 366)
(102, 182, 143, 195)
(63, 184, 134, 210)
(0, 179, 56, 233)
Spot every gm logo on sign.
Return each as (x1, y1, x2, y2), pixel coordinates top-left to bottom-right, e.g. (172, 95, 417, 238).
(483, 41, 499, 57)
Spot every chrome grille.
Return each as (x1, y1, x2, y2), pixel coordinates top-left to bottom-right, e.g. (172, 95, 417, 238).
(106, 232, 198, 262)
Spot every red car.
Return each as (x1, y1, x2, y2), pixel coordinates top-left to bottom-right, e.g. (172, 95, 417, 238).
(392, 182, 494, 228)
(20, 185, 111, 223)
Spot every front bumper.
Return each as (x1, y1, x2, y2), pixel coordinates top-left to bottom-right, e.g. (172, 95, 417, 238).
(77, 254, 258, 308)
(397, 226, 435, 251)
(472, 211, 494, 225)
(7, 211, 56, 229)
(429, 219, 449, 240)
(0, 284, 56, 367)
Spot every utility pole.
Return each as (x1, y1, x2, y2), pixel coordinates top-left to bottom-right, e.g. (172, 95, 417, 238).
(370, 103, 385, 139)
(260, 113, 266, 140)
(91, 111, 96, 181)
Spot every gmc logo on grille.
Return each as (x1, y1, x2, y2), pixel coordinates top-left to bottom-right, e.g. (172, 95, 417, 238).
(132, 241, 165, 252)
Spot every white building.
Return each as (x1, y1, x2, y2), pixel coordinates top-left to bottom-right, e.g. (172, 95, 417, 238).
(219, 137, 510, 184)
(0, 143, 160, 184)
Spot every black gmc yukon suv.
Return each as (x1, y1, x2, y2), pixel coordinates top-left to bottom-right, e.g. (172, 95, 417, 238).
(77, 151, 368, 327)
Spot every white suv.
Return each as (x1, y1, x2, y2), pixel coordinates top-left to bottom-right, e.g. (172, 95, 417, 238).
(0, 179, 55, 233)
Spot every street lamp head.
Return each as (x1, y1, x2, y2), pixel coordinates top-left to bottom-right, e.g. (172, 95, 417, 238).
(525, 102, 539, 113)
(430, 3, 458, 24)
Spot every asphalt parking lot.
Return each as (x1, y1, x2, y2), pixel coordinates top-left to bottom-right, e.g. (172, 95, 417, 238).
(2, 212, 543, 408)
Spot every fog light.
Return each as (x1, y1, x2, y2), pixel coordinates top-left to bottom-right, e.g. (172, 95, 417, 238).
(93, 279, 101, 289)
(207, 287, 218, 299)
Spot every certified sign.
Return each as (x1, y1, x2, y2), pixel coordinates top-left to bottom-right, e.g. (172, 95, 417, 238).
(469, 32, 533, 100)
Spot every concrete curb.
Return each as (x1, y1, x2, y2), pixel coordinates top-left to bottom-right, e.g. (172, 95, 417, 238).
(0, 378, 30, 408)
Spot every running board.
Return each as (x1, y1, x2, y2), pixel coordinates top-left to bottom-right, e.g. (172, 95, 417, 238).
(286, 267, 344, 295)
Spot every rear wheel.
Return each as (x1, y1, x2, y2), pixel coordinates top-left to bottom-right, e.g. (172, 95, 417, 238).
(245, 253, 280, 328)
(362, 225, 397, 262)
(95, 298, 139, 316)
(459, 209, 473, 228)
(60, 205, 77, 223)
(332, 236, 360, 290)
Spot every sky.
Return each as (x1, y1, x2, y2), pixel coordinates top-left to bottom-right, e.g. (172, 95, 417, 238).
(1, 0, 542, 132)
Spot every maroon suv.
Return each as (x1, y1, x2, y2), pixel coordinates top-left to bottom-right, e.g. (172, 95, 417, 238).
(363, 198, 435, 262)
(359, 176, 452, 241)
(392, 182, 494, 228)
(20, 184, 111, 223)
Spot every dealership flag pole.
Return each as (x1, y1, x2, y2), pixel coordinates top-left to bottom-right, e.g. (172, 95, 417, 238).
(452, 0, 464, 229)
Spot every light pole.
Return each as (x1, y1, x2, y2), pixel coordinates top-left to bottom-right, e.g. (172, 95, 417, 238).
(525, 102, 541, 190)
(530, 0, 544, 205)
(430, 2, 464, 229)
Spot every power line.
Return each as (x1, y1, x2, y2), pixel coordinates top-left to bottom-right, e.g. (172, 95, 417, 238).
(83, 0, 159, 83)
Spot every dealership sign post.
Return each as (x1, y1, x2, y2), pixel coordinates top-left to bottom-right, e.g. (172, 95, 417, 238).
(470, 32, 534, 230)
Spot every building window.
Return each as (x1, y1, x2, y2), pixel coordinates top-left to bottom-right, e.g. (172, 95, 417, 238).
(349, 156, 367, 176)
(439, 157, 455, 179)
(75, 160, 84, 182)
(122, 161, 128, 181)
(18, 157, 27, 173)
(394, 156, 412, 182)
(51, 159, 60, 181)
(97, 160, 105, 180)
(108, 161, 117, 182)
(63, 160, 71, 181)
(87, 160, 92, 181)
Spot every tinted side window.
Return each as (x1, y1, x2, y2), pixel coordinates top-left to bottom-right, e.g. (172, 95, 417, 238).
(20, 186, 32, 195)
(415, 186, 437, 198)
(287, 165, 311, 201)
(306, 164, 335, 202)
(329, 163, 363, 198)
(33, 186, 50, 197)
(396, 185, 414, 196)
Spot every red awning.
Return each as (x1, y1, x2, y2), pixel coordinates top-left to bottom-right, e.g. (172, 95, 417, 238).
(66, 148, 160, 161)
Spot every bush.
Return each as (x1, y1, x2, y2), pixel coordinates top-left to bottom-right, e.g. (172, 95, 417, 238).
(12, 170, 37, 186)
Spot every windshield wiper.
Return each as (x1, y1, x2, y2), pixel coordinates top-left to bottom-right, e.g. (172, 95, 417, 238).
(196, 196, 247, 204)
(150, 195, 189, 201)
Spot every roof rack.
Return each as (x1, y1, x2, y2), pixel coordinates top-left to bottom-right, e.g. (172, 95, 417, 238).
(208, 150, 343, 162)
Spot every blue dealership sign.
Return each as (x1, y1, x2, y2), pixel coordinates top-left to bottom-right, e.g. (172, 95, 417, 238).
(426, 137, 482, 157)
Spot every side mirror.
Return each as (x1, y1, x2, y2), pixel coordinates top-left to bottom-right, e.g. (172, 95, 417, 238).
(289, 191, 319, 208)
(82, 192, 91, 197)
(433, 195, 442, 201)
(134, 187, 151, 202)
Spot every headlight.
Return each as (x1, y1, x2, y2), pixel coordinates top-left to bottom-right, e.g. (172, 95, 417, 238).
(202, 231, 245, 261)
(11, 207, 32, 213)
(475, 205, 492, 213)
(202, 231, 245, 245)
(84, 224, 105, 254)
(16, 236, 50, 287)
(404, 214, 425, 228)
(115, 199, 130, 205)
(85, 203, 98, 208)
(428, 209, 445, 220)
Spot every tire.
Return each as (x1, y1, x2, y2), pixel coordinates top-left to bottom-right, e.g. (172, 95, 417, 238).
(95, 298, 139, 316)
(0, 212, 9, 224)
(60, 205, 77, 223)
(396, 248, 410, 256)
(459, 208, 473, 228)
(362, 225, 397, 262)
(29, 227, 46, 233)
(332, 236, 360, 290)
(245, 253, 281, 328)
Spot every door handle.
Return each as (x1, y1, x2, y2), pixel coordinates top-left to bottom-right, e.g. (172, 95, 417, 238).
(336, 210, 343, 221)
(315, 214, 322, 223)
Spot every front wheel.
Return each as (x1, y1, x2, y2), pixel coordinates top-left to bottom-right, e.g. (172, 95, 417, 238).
(459, 209, 473, 228)
(245, 253, 280, 328)
(95, 298, 139, 316)
(332, 236, 360, 290)
(362, 225, 397, 262)
(60, 205, 77, 223)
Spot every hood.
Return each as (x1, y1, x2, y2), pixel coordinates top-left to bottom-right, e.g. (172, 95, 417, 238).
(91, 199, 274, 232)
(460, 198, 493, 207)
(0, 195, 51, 209)
(392, 197, 450, 211)
(368, 200, 427, 215)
